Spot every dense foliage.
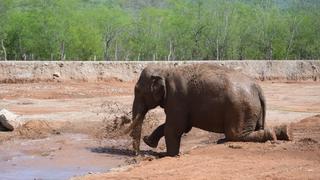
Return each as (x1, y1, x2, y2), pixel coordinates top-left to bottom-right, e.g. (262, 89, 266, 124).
(0, 0, 319, 61)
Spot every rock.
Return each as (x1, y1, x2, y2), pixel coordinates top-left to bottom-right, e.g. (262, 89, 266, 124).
(234, 66, 243, 71)
(53, 72, 60, 78)
(0, 109, 22, 131)
(228, 143, 243, 149)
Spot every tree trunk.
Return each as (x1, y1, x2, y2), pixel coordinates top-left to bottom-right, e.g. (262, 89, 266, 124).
(19, 37, 23, 60)
(114, 40, 118, 61)
(216, 39, 219, 60)
(104, 40, 108, 61)
(1, 39, 7, 61)
(60, 41, 65, 61)
(153, 53, 156, 61)
(266, 41, 273, 60)
(125, 51, 130, 61)
(23, 53, 26, 61)
(168, 40, 172, 61)
(286, 17, 298, 60)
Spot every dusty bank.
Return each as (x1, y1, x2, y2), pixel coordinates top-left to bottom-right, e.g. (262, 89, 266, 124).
(0, 60, 319, 82)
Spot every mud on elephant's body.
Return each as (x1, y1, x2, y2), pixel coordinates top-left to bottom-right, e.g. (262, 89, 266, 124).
(126, 64, 290, 156)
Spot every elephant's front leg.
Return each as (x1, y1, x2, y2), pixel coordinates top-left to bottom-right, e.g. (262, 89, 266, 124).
(164, 125, 183, 156)
(143, 123, 165, 148)
(164, 112, 187, 156)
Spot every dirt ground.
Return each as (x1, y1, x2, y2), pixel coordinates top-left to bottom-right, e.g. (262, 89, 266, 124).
(77, 115, 320, 180)
(0, 80, 320, 179)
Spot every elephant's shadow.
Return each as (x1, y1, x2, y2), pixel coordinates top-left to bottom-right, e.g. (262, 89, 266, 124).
(88, 146, 164, 157)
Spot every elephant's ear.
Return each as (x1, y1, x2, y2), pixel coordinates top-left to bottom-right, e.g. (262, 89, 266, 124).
(151, 75, 166, 104)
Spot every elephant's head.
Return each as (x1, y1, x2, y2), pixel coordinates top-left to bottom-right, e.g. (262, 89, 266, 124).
(124, 66, 167, 153)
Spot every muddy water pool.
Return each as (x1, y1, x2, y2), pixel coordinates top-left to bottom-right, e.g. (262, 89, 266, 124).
(0, 134, 130, 180)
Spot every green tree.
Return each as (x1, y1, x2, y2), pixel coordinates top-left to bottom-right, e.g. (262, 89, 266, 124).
(0, 0, 11, 60)
(1, 0, 320, 60)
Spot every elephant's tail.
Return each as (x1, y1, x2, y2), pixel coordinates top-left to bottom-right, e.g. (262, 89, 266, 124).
(255, 84, 293, 141)
(255, 84, 266, 130)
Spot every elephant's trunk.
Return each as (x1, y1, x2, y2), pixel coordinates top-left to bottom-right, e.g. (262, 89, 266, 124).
(127, 112, 145, 154)
(123, 96, 148, 154)
(123, 113, 144, 135)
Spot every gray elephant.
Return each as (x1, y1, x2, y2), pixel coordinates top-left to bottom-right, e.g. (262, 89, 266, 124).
(125, 64, 290, 156)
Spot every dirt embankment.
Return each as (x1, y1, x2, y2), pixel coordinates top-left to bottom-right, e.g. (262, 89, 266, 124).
(0, 60, 319, 83)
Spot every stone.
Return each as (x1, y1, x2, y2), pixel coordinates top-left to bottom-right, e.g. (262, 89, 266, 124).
(0, 109, 22, 131)
(53, 72, 61, 80)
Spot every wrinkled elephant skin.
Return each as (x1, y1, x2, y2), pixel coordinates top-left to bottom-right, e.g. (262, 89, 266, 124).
(127, 64, 290, 156)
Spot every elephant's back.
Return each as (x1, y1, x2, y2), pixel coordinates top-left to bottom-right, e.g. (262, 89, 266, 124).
(185, 64, 261, 133)
(186, 64, 254, 96)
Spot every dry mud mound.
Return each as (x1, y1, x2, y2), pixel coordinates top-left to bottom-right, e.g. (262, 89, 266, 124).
(0, 61, 319, 83)
(16, 120, 56, 139)
(0, 120, 66, 142)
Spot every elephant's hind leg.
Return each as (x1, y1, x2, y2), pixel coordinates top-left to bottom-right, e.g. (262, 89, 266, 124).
(255, 116, 264, 131)
(228, 128, 276, 142)
(225, 103, 275, 142)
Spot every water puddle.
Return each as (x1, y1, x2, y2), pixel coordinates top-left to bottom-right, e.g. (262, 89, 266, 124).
(0, 134, 129, 180)
(1, 166, 108, 180)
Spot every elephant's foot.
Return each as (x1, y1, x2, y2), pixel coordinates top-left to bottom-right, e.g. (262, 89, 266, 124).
(217, 138, 228, 144)
(273, 124, 292, 141)
(143, 136, 159, 148)
(264, 128, 277, 141)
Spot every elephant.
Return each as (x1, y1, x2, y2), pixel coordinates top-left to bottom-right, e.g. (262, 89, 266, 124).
(125, 63, 290, 157)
